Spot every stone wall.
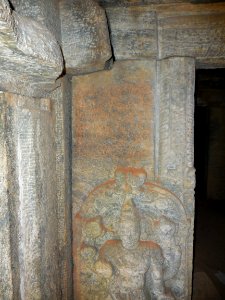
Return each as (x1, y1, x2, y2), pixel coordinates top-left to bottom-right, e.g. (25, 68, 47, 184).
(0, 0, 224, 299)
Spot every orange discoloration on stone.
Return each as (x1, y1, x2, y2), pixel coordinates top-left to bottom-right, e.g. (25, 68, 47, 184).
(115, 166, 147, 176)
(73, 60, 155, 173)
(72, 61, 156, 297)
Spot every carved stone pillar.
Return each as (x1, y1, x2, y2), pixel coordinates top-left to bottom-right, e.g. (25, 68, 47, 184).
(72, 58, 195, 299)
(156, 57, 195, 298)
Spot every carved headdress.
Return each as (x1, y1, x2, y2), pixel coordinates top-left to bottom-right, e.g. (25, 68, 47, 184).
(120, 197, 140, 229)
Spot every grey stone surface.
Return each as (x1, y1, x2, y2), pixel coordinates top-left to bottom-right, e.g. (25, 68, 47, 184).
(156, 57, 195, 298)
(4, 92, 60, 299)
(51, 77, 73, 300)
(0, 0, 63, 97)
(59, 0, 112, 74)
(99, 0, 189, 7)
(10, 0, 61, 43)
(105, 3, 225, 65)
(106, 6, 157, 60)
(157, 3, 225, 67)
(0, 94, 13, 299)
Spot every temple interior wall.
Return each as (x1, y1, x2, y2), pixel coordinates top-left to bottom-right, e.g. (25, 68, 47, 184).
(0, 0, 224, 299)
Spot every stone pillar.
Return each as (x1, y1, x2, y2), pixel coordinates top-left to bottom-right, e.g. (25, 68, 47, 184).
(51, 77, 73, 300)
(156, 57, 196, 298)
(1, 93, 60, 299)
(0, 93, 13, 299)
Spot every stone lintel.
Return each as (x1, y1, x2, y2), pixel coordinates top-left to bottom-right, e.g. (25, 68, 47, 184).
(0, 0, 63, 98)
(106, 6, 157, 60)
(59, 0, 112, 75)
(157, 3, 225, 67)
(106, 2, 225, 66)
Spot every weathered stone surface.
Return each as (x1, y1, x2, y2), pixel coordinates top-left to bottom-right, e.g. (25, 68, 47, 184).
(4, 93, 60, 299)
(106, 6, 157, 60)
(72, 60, 192, 299)
(157, 3, 225, 67)
(10, 0, 61, 42)
(59, 0, 112, 74)
(51, 77, 73, 300)
(0, 93, 13, 299)
(0, 0, 63, 97)
(156, 57, 195, 298)
(100, 0, 189, 7)
(74, 167, 187, 299)
(72, 60, 156, 213)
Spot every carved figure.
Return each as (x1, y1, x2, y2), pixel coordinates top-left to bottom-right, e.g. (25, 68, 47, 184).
(96, 197, 174, 300)
(74, 167, 188, 299)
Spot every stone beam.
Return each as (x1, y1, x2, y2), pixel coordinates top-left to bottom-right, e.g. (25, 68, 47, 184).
(106, 6, 157, 60)
(0, 0, 63, 98)
(106, 3, 225, 66)
(157, 3, 225, 68)
(59, 0, 112, 75)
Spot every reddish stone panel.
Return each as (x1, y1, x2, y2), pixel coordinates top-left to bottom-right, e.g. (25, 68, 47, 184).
(72, 60, 156, 213)
(72, 61, 157, 297)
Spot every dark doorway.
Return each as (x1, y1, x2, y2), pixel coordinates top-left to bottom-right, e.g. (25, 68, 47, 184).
(193, 69, 225, 299)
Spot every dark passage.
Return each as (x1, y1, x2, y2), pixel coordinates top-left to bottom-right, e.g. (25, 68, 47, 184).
(193, 69, 225, 299)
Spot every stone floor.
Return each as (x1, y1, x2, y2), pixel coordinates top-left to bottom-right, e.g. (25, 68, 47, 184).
(192, 201, 225, 299)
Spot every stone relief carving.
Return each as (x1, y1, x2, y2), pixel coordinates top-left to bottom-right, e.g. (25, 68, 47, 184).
(74, 167, 189, 299)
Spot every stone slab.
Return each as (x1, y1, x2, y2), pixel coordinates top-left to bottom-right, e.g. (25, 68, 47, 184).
(72, 60, 156, 214)
(72, 60, 191, 300)
(106, 6, 157, 60)
(59, 0, 112, 75)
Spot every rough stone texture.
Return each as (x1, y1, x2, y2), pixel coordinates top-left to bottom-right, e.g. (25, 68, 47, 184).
(0, 0, 63, 98)
(3, 92, 60, 299)
(0, 93, 13, 299)
(156, 57, 195, 298)
(106, 6, 157, 60)
(59, 0, 112, 74)
(157, 3, 225, 67)
(100, 0, 189, 7)
(106, 3, 225, 65)
(72, 60, 156, 213)
(51, 77, 73, 300)
(74, 168, 187, 299)
(72, 60, 191, 299)
(10, 0, 61, 43)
